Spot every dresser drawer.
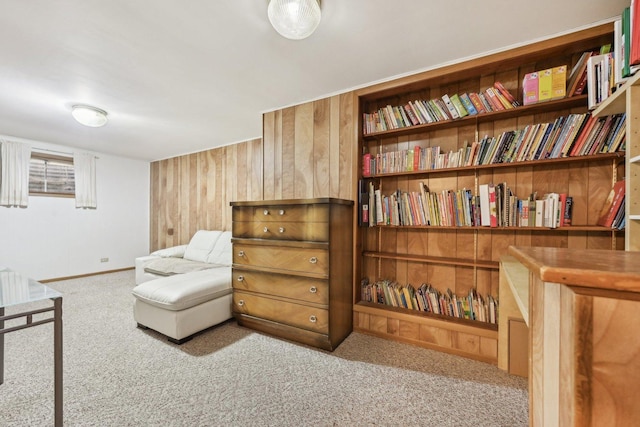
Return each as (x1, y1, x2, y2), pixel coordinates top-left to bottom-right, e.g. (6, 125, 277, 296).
(233, 243, 328, 276)
(233, 269, 328, 305)
(232, 221, 328, 241)
(233, 204, 329, 223)
(233, 291, 328, 334)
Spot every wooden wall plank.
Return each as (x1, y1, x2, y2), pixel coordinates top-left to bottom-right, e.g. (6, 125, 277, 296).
(313, 98, 331, 198)
(281, 107, 296, 199)
(263, 111, 275, 200)
(294, 102, 314, 199)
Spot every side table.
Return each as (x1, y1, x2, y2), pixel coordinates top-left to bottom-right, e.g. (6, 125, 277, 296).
(0, 267, 63, 426)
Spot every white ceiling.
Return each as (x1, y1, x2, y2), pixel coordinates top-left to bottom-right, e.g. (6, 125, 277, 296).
(0, 0, 627, 161)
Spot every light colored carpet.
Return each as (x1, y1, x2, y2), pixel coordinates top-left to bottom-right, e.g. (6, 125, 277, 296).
(0, 270, 528, 426)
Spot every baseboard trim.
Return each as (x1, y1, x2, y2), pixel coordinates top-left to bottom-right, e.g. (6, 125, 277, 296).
(40, 267, 134, 283)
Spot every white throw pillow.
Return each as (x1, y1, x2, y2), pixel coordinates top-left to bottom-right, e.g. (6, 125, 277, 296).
(183, 230, 221, 263)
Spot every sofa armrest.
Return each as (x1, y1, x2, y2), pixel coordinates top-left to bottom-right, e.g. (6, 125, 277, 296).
(135, 255, 161, 284)
(151, 244, 188, 258)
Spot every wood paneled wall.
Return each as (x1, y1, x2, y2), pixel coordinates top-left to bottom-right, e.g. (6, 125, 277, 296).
(150, 92, 358, 250)
(149, 138, 263, 251)
(262, 93, 357, 201)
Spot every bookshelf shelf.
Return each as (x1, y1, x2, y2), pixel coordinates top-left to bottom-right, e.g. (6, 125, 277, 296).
(363, 251, 499, 269)
(363, 225, 620, 232)
(353, 22, 623, 364)
(356, 301, 499, 331)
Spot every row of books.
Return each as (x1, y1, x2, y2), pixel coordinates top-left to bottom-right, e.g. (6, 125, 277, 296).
(596, 179, 626, 229)
(361, 81, 519, 135)
(362, 112, 625, 177)
(362, 180, 574, 229)
(522, 65, 567, 105)
(360, 278, 498, 324)
(587, 51, 614, 110)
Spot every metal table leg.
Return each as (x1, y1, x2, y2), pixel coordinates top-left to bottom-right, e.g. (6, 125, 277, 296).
(53, 297, 63, 427)
(0, 306, 4, 385)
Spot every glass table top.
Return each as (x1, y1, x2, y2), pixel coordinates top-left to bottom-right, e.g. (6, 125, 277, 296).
(0, 267, 62, 308)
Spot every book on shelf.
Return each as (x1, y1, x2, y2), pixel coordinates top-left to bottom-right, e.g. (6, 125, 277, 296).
(493, 81, 520, 107)
(468, 92, 487, 113)
(449, 94, 469, 117)
(441, 94, 460, 119)
(567, 51, 594, 96)
(563, 196, 573, 226)
(523, 72, 539, 105)
(614, 17, 628, 86)
(596, 180, 626, 228)
(538, 68, 553, 102)
(358, 179, 369, 227)
(459, 93, 478, 115)
(586, 53, 614, 110)
(631, 0, 640, 66)
(551, 65, 567, 100)
(484, 87, 506, 111)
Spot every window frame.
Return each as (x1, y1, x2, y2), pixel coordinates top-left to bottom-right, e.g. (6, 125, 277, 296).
(29, 152, 76, 198)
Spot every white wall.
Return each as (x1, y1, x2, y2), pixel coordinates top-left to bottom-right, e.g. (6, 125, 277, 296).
(0, 137, 149, 281)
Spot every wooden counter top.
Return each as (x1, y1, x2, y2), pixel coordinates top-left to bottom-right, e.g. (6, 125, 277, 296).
(508, 246, 640, 293)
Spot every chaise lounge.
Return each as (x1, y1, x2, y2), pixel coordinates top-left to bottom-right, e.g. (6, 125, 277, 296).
(132, 230, 233, 344)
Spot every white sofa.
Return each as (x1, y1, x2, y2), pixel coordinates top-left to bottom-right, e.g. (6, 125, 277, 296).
(132, 230, 233, 344)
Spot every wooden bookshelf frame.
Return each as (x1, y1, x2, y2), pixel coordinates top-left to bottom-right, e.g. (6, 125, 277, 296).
(353, 23, 621, 364)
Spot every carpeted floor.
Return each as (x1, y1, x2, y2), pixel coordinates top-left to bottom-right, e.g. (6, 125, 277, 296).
(0, 270, 528, 426)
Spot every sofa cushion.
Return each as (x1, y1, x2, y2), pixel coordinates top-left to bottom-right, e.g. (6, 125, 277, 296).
(205, 231, 232, 266)
(144, 257, 216, 276)
(132, 268, 232, 311)
(183, 230, 222, 263)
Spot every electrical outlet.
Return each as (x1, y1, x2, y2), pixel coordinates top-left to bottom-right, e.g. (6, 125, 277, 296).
(100, 258, 109, 263)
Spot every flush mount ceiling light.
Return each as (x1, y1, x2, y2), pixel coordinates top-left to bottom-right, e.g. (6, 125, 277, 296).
(267, 0, 321, 40)
(71, 105, 108, 127)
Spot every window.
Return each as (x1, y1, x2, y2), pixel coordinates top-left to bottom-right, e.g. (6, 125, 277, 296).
(29, 152, 75, 197)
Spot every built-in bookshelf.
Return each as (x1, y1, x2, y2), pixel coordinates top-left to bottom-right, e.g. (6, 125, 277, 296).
(353, 23, 623, 364)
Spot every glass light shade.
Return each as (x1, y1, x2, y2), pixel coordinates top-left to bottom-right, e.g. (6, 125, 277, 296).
(72, 105, 108, 127)
(268, 0, 321, 40)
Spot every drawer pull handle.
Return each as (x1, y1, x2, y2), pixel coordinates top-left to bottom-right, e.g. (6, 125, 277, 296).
(279, 227, 285, 233)
(237, 275, 244, 282)
(279, 209, 285, 215)
(238, 250, 245, 257)
(309, 315, 317, 323)
(238, 300, 245, 307)
(263, 226, 269, 233)
(309, 257, 317, 264)
(263, 209, 269, 216)
(309, 286, 317, 293)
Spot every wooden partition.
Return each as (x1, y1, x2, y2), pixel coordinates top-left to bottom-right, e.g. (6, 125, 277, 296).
(262, 93, 357, 202)
(149, 138, 263, 251)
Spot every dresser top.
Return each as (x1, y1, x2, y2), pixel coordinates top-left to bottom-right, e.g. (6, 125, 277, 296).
(508, 246, 640, 293)
(231, 198, 353, 207)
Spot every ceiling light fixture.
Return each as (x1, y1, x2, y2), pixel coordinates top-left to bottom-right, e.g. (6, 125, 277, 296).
(267, 0, 321, 40)
(71, 105, 108, 127)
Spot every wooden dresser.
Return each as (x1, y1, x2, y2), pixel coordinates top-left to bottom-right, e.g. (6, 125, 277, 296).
(230, 198, 354, 351)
